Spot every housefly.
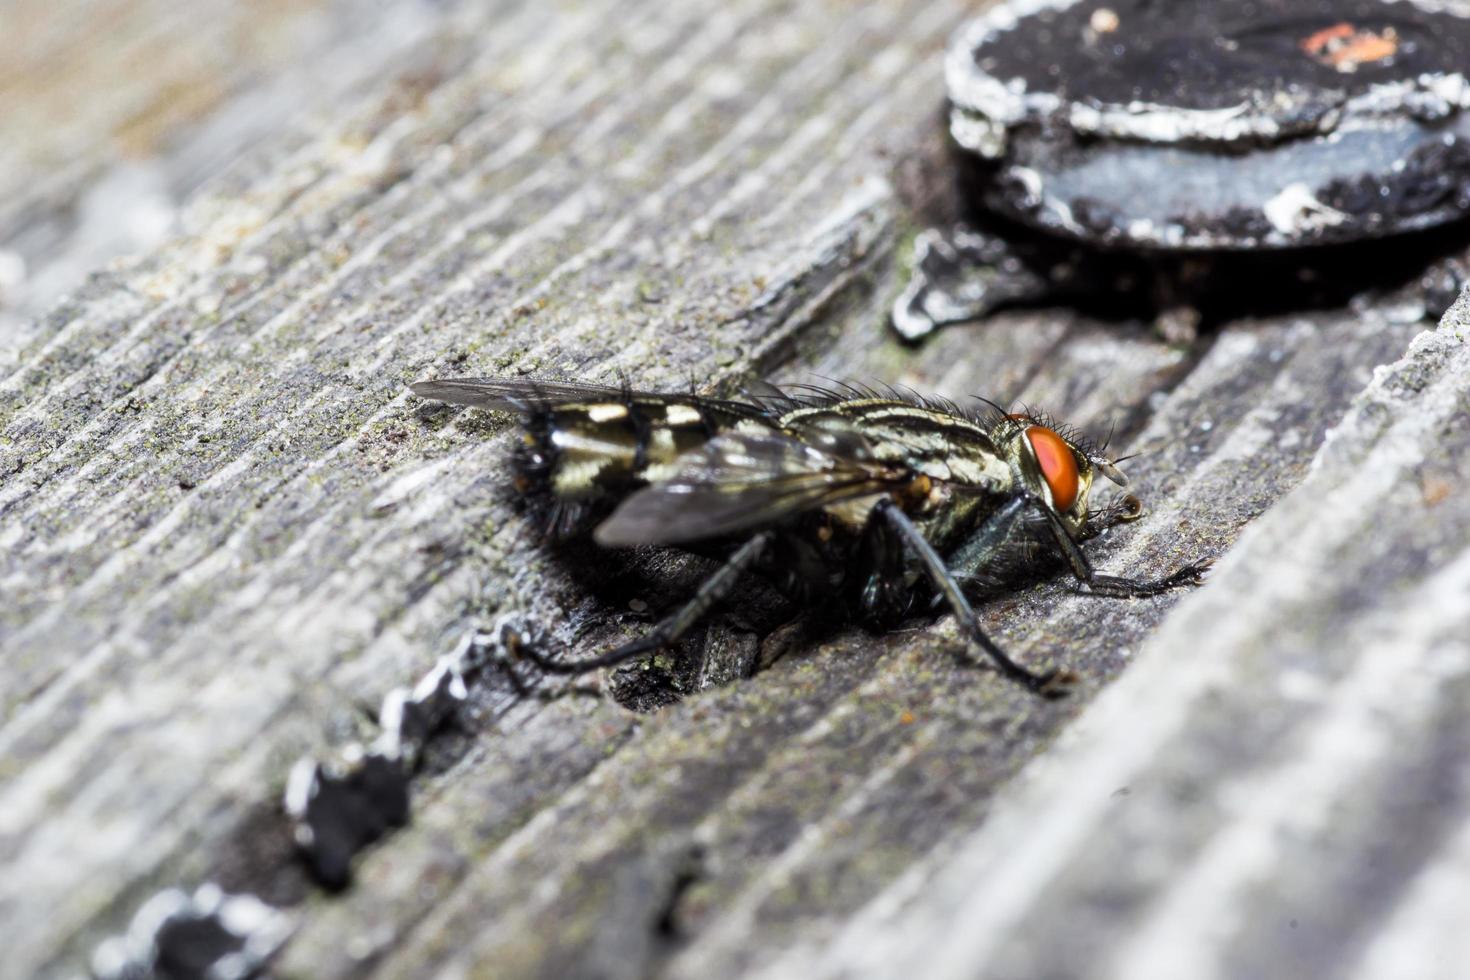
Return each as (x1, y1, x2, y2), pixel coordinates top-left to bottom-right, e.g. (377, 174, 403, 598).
(411, 377, 1209, 696)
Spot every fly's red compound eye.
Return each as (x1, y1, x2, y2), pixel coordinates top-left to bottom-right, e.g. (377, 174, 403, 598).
(1026, 426, 1079, 511)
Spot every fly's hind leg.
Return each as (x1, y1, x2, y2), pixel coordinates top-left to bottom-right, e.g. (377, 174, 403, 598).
(512, 532, 774, 680)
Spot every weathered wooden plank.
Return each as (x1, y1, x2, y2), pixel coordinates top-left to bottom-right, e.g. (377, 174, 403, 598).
(1, 0, 1466, 978)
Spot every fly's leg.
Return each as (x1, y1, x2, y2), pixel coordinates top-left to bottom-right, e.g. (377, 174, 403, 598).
(469, 616, 601, 701)
(514, 532, 773, 677)
(878, 500, 1072, 698)
(944, 495, 1032, 582)
(1078, 563, 1212, 598)
(1084, 493, 1146, 538)
(1033, 500, 1212, 598)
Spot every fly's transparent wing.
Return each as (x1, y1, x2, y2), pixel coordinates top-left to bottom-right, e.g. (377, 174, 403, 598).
(594, 429, 903, 546)
(410, 377, 624, 409)
(409, 376, 766, 419)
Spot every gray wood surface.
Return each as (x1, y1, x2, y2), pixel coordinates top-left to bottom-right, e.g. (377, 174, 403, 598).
(2, 1, 1467, 978)
(0, 0, 448, 354)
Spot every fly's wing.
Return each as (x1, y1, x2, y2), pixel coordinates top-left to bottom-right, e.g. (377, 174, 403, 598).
(414, 376, 789, 543)
(411, 377, 627, 410)
(594, 428, 904, 547)
(409, 376, 765, 419)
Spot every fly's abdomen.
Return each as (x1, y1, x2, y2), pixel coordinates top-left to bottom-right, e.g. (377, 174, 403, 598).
(517, 397, 738, 535)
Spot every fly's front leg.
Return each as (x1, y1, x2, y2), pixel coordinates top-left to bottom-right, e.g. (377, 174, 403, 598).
(1078, 562, 1212, 598)
(515, 532, 773, 677)
(1034, 500, 1211, 598)
(878, 500, 1073, 698)
(1084, 493, 1146, 538)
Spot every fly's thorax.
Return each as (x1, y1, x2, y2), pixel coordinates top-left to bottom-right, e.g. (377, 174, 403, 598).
(779, 399, 1013, 489)
(913, 484, 1011, 552)
(774, 399, 1020, 538)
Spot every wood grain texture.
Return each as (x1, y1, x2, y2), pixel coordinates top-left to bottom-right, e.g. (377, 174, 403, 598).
(1, 0, 1466, 977)
(0, 0, 451, 352)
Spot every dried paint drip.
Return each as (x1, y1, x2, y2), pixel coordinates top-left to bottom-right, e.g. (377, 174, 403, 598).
(90, 885, 292, 980)
(284, 615, 536, 888)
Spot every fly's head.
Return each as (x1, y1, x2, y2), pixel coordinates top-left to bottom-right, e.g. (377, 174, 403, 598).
(992, 413, 1132, 535)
